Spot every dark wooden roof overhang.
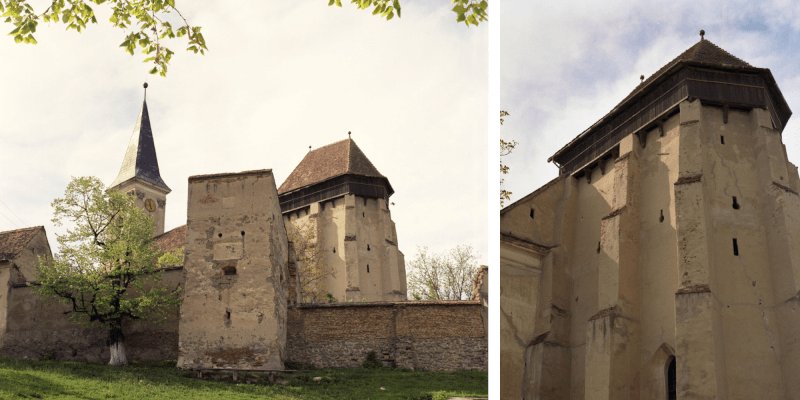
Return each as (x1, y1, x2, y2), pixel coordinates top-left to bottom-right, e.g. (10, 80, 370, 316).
(549, 61, 792, 177)
(278, 173, 394, 213)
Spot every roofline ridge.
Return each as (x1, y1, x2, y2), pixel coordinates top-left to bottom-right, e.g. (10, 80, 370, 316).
(0, 225, 45, 235)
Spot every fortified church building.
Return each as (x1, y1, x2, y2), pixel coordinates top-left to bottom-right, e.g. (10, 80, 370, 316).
(501, 33, 800, 399)
(0, 86, 487, 372)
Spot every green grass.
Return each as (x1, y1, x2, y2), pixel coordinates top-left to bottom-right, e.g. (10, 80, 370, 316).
(0, 358, 487, 400)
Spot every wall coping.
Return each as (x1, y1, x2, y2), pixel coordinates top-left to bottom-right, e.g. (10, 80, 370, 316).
(291, 300, 481, 309)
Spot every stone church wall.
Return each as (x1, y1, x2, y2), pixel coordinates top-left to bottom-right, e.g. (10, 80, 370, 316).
(286, 301, 487, 371)
(2, 281, 486, 372)
(0, 267, 183, 362)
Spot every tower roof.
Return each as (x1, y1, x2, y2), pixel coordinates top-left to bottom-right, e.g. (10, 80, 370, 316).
(612, 38, 751, 110)
(548, 34, 791, 175)
(110, 100, 170, 192)
(278, 138, 389, 194)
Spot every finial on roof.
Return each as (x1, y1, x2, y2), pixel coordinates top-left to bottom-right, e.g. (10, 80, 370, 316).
(348, 131, 351, 138)
(700, 30, 705, 41)
(143, 82, 148, 100)
(640, 75, 644, 83)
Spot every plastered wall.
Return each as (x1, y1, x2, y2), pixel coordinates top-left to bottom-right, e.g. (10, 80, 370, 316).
(502, 99, 800, 399)
(283, 194, 406, 303)
(178, 170, 289, 371)
(0, 268, 183, 362)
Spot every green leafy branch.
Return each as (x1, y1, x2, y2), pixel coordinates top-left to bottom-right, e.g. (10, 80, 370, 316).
(1, 0, 207, 77)
(329, 0, 488, 27)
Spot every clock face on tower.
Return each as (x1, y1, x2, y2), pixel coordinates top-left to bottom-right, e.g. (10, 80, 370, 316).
(145, 199, 156, 212)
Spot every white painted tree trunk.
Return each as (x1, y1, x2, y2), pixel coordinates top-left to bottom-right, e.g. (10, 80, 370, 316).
(108, 339, 128, 366)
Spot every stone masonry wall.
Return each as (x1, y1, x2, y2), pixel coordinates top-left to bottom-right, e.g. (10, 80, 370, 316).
(286, 301, 486, 371)
(0, 267, 183, 362)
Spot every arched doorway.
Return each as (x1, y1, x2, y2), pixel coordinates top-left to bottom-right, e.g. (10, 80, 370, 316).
(666, 356, 676, 400)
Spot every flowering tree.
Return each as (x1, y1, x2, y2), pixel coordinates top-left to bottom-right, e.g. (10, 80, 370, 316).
(32, 176, 182, 366)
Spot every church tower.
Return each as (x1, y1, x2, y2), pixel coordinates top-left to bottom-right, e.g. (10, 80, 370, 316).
(109, 84, 171, 236)
(278, 137, 407, 303)
(501, 33, 800, 399)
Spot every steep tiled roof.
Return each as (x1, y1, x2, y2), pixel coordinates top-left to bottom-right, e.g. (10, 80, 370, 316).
(154, 225, 186, 253)
(0, 226, 44, 261)
(110, 100, 171, 191)
(615, 39, 750, 110)
(278, 139, 386, 194)
(550, 38, 753, 162)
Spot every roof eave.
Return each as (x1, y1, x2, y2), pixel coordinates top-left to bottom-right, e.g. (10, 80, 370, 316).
(278, 173, 393, 198)
(548, 60, 787, 163)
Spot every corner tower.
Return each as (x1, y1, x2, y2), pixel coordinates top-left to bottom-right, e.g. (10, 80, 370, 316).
(278, 136, 407, 303)
(109, 84, 171, 236)
(501, 32, 800, 399)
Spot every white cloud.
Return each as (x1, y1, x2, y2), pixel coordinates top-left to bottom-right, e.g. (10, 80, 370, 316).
(0, 0, 488, 265)
(501, 0, 800, 206)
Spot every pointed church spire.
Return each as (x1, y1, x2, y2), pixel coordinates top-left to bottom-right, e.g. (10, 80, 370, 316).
(109, 85, 170, 192)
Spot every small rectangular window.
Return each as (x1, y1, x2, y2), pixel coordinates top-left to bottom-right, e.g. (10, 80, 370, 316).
(721, 135, 725, 144)
(733, 238, 739, 256)
(530, 209, 535, 219)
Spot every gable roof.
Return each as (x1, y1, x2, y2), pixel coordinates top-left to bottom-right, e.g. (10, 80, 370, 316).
(278, 138, 387, 194)
(110, 100, 171, 192)
(549, 38, 756, 163)
(0, 226, 44, 261)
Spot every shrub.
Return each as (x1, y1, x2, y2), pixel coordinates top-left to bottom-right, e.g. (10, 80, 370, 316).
(361, 351, 382, 369)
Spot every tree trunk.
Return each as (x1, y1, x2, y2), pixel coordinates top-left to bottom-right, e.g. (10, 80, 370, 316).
(107, 327, 128, 366)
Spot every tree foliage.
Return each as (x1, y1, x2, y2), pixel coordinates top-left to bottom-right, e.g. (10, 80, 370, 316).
(1, 0, 206, 76)
(407, 245, 479, 301)
(286, 220, 336, 304)
(500, 110, 517, 207)
(31, 176, 182, 366)
(330, 0, 488, 27)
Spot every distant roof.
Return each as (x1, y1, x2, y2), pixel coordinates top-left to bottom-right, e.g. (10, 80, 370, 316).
(110, 100, 171, 191)
(278, 138, 388, 194)
(550, 38, 757, 163)
(154, 225, 186, 253)
(0, 226, 44, 261)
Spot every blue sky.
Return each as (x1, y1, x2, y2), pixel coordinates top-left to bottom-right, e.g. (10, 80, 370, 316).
(0, 1, 488, 265)
(500, 0, 800, 205)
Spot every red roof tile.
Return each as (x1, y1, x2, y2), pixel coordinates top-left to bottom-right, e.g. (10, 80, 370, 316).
(278, 139, 386, 194)
(0, 226, 44, 261)
(154, 225, 186, 253)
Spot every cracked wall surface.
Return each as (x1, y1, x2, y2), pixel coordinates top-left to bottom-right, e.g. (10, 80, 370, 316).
(178, 169, 289, 371)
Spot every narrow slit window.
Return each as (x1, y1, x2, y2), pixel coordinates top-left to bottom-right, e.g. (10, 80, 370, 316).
(721, 135, 725, 145)
(596, 241, 601, 254)
(363, 212, 365, 217)
(367, 264, 370, 273)
(530, 209, 535, 219)
(225, 311, 231, 320)
(732, 196, 740, 209)
(733, 238, 739, 256)
(660, 210, 664, 223)
(367, 244, 370, 251)
(333, 247, 336, 253)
